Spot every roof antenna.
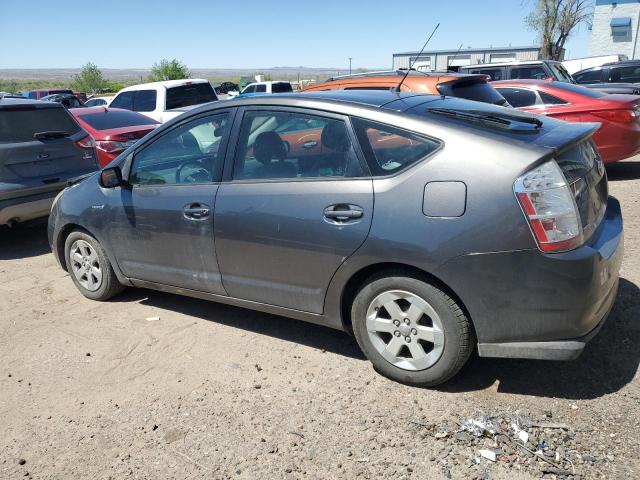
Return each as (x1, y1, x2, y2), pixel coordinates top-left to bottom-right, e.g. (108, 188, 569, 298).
(447, 43, 464, 71)
(395, 23, 440, 92)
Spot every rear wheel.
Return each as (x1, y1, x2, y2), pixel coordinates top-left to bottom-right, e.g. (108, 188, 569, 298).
(64, 230, 124, 301)
(351, 272, 473, 386)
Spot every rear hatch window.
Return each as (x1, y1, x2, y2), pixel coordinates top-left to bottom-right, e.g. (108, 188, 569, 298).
(78, 110, 158, 130)
(0, 106, 80, 142)
(437, 78, 508, 105)
(556, 140, 607, 241)
(166, 83, 217, 110)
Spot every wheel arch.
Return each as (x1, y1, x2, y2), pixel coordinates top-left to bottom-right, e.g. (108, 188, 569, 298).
(337, 262, 474, 336)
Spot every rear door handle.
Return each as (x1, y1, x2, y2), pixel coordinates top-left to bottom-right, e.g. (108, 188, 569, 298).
(324, 204, 364, 222)
(183, 203, 211, 220)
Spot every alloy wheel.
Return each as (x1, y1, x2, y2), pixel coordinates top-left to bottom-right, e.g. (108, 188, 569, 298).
(365, 290, 445, 371)
(69, 239, 103, 292)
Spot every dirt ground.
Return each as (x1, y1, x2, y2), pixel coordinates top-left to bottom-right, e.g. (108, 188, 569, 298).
(1, 159, 638, 480)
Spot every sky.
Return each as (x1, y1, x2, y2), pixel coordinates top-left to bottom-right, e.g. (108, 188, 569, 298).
(0, 0, 593, 69)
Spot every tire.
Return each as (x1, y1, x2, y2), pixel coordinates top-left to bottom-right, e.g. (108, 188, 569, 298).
(351, 271, 473, 387)
(64, 230, 125, 301)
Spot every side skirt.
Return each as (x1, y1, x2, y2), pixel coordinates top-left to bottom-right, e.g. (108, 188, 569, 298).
(129, 278, 343, 331)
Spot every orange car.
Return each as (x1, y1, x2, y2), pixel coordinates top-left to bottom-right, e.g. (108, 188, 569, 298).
(300, 70, 508, 105)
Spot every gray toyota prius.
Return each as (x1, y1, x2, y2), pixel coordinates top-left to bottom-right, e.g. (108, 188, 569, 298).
(48, 90, 623, 386)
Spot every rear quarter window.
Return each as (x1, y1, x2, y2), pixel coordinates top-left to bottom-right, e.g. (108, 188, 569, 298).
(166, 83, 217, 110)
(352, 117, 441, 176)
(0, 106, 80, 142)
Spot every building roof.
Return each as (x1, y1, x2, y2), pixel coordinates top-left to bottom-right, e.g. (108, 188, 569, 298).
(393, 46, 541, 56)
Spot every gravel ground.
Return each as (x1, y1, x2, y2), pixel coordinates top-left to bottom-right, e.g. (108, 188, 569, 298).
(1, 158, 638, 480)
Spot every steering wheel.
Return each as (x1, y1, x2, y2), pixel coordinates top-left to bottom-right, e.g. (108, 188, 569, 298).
(175, 161, 212, 184)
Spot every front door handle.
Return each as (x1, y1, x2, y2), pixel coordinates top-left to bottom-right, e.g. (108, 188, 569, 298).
(324, 204, 364, 222)
(183, 203, 211, 220)
(303, 140, 318, 149)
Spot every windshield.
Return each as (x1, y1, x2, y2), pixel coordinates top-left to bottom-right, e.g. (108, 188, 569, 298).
(549, 63, 574, 83)
(78, 110, 158, 130)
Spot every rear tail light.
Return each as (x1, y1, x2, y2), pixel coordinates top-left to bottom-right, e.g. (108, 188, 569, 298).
(95, 140, 128, 154)
(592, 109, 637, 123)
(514, 160, 583, 253)
(76, 135, 96, 160)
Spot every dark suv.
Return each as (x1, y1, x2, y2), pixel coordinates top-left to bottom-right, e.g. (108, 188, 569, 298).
(574, 60, 640, 85)
(0, 98, 98, 226)
(459, 60, 574, 83)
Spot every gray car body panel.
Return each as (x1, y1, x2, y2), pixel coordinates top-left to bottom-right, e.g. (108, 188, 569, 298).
(48, 91, 623, 360)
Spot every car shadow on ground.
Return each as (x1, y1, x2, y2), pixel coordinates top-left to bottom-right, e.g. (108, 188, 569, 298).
(439, 278, 640, 400)
(116, 288, 366, 360)
(0, 220, 51, 260)
(607, 161, 640, 181)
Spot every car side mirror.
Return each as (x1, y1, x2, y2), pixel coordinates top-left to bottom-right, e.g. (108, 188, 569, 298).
(100, 166, 124, 188)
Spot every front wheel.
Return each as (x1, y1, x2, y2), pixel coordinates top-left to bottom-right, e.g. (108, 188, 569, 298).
(351, 273, 473, 387)
(64, 230, 124, 301)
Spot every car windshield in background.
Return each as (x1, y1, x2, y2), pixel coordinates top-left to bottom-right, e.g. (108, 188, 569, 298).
(550, 82, 606, 98)
(549, 63, 574, 83)
(272, 83, 293, 93)
(166, 83, 217, 110)
(0, 107, 80, 142)
(437, 80, 508, 105)
(79, 110, 158, 130)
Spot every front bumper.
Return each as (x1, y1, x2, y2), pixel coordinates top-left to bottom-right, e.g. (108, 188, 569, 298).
(438, 196, 624, 360)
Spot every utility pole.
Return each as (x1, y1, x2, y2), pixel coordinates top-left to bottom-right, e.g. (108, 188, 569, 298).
(349, 57, 352, 75)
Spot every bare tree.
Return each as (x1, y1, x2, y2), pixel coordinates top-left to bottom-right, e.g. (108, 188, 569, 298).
(526, 0, 593, 60)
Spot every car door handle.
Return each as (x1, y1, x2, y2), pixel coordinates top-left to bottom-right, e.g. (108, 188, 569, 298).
(324, 205, 364, 222)
(303, 141, 318, 149)
(183, 203, 211, 220)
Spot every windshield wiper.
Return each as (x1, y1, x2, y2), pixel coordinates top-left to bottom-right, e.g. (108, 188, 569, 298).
(34, 131, 70, 140)
(427, 108, 543, 130)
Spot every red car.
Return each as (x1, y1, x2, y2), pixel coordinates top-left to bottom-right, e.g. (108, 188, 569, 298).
(492, 80, 640, 163)
(70, 107, 159, 166)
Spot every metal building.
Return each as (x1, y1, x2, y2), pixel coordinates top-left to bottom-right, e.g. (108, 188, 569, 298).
(589, 0, 640, 59)
(392, 46, 545, 72)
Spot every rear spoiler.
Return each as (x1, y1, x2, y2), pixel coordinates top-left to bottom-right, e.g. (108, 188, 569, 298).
(533, 121, 601, 152)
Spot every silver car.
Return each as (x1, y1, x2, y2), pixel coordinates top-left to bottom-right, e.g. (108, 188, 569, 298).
(48, 91, 623, 386)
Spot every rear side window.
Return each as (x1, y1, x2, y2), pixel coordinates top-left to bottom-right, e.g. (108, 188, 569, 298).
(352, 118, 440, 176)
(133, 90, 156, 112)
(573, 69, 603, 84)
(255, 84, 267, 93)
(471, 68, 503, 81)
(510, 66, 547, 80)
(271, 83, 293, 93)
(496, 88, 538, 108)
(78, 110, 158, 130)
(166, 83, 217, 110)
(437, 80, 507, 105)
(539, 91, 567, 105)
(0, 107, 80, 143)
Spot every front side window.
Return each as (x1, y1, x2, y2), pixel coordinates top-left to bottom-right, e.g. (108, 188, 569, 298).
(548, 63, 574, 83)
(573, 69, 603, 84)
(233, 110, 364, 180)
(243, 85, 256, 94)
(352, 118, 440, 176)
(495, 88, 538, 108)
(510, 66, 547, 80)
(255, 84, 267, 93)
(130, 112, 230, 186)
